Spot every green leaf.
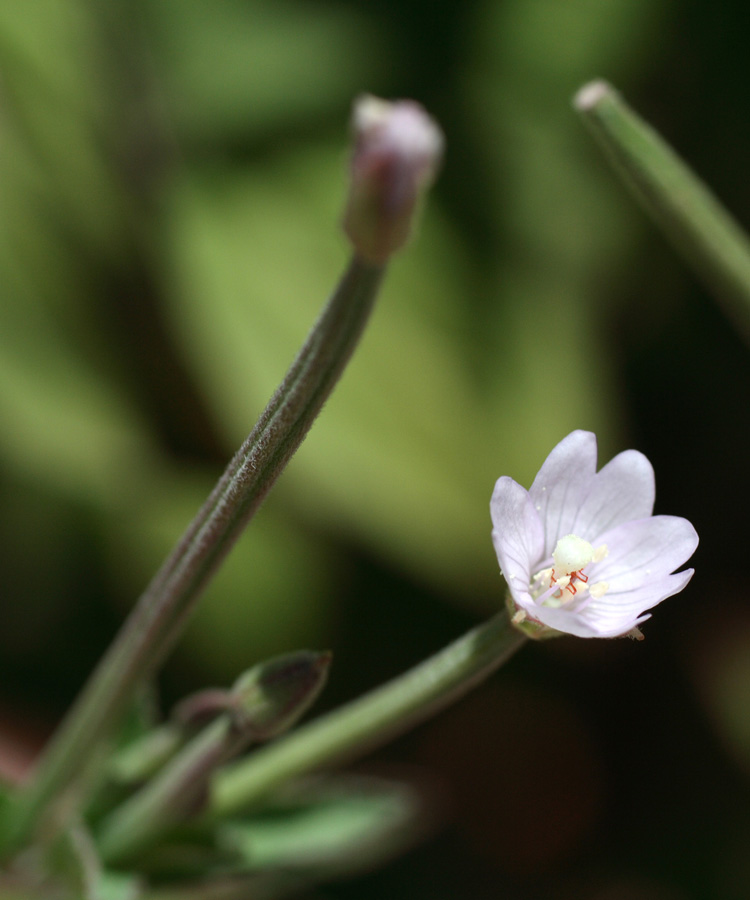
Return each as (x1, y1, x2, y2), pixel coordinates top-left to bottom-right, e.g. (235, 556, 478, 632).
(220, 775, 424, 879)
(92, 871, 143, 900)
(107, 725, 185, 789)
(27, 820, 142, 900)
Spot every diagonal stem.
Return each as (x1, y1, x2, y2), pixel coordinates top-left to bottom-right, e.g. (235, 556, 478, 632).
(2, 257, 385, 854)
(575, 79, 750, 344)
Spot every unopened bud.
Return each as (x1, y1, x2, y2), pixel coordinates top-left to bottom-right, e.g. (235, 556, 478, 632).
(343, 95, 443, 264)
(231, 650, 332, 740)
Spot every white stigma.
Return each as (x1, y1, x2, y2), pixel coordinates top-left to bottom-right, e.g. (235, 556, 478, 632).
(552, 534, 594, 576)
(530, 534, 610, 608)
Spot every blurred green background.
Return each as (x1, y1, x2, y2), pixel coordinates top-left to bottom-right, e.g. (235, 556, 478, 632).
(1, 0, 749, 897)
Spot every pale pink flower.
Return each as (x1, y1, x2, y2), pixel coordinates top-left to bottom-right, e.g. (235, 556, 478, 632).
(491, 431, 698, 639)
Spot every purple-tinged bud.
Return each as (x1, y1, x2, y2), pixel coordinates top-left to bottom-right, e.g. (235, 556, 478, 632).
(230, 650, 332, 740)
(343, 95, 443, 265)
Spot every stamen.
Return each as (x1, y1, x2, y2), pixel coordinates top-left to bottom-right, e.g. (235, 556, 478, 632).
(593, 544, 609, 563)
(532, 567, 553, 585)
(531, 534, 610, 610)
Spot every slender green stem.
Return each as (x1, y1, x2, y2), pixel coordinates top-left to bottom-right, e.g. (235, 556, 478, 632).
(575, 80, 750, 344)
(98, 716, 242, 866)
(210, 611, 526, 820)
(2, 257, 385, 854)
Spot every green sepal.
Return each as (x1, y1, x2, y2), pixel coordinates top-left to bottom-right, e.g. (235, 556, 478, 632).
(504, 593, 563, 641)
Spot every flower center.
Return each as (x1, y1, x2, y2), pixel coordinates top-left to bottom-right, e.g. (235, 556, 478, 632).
(531, 534, 610, 609)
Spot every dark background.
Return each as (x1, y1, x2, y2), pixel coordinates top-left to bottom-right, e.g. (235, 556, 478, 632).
(1, 1, 749, 898)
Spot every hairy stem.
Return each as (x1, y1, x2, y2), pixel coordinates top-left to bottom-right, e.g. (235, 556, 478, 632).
(2, 257, 384, 853)
(575, 79, 750, 344)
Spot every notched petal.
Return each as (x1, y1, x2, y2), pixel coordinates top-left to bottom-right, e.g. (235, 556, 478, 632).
(572, 449, 655, 539)
(528, 431, 598, 557)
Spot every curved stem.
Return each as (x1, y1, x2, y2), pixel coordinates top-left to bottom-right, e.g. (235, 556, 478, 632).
(210, 610, 526, 820)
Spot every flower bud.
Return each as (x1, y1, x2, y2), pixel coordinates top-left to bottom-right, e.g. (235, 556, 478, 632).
(230, 650, 332, 740)
(343, 95, 443, 264)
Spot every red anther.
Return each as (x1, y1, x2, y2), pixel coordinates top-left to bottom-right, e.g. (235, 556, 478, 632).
(563, 569, 589, 595)
(551, 568, 590, 597)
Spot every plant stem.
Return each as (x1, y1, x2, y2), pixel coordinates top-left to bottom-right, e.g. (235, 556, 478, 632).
(97, 651, 332, 865)
(575, 80, 750, 344)
(210, 611, 526, 820)
(2, 257, 385, 854)
(98, 716, 243, 866)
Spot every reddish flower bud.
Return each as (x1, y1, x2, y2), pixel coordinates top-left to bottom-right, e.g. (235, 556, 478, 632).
(344, 95, 443, 264)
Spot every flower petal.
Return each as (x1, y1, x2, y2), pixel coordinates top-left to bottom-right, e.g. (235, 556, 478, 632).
(528, 431, 598, 558)
(532, 524, 696, 639)
(594, 516, 699, 591)
(585, 570, 694, 627)
(571, 449, 655, 540)
(518, 602, 620, 639)
(490, 476, 544, 603)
